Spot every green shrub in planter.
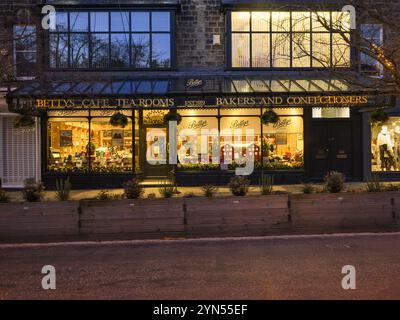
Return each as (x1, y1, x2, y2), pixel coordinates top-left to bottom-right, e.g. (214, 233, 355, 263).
(228, 176, 250, 196)
(202, 184, 218, 198)
(0, 189, 10, 203)
(110, 112, 128, 128)
(158, 181, 175, 198)
(122, 178, 144, 199)
(55, 177, 71, 201)
(324, 171, 345, 193)
(259, 174, 274, 195)
(163, 111, 182, 125)
(23, 178, 44, 202)
(13, 114, 35, 129)
(365, 175, 384, 192)
(261, 110, 279, 125)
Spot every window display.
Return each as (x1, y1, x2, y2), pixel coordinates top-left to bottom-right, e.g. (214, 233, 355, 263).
(263, 116, 304, 169)
(371, 118, 400, 171)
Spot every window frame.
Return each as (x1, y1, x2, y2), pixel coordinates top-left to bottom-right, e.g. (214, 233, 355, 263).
(227, 10, 352, 70)
(46, 9, 176, 71)
(13, 24, 37, 80)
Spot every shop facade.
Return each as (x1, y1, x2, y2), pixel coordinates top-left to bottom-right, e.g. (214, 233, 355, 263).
(2, 0, 397, 188)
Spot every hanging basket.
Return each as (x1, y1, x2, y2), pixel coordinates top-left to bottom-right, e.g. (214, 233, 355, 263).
(261, 110, 280, 125)
(371, 108, 389, 125)
(110, 112, 128, 128)
(13, 114, 35, 129)
(163, 111, 182, 125)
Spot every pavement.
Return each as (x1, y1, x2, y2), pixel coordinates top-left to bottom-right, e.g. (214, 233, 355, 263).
(1, 232, 400, 300)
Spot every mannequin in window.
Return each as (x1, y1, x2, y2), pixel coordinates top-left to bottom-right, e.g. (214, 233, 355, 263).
(377, 125, 394, 171)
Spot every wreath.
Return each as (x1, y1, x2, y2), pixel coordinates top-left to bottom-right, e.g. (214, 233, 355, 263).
(261, 110, 280, 125)
(110, 112, 128, 128)
(13, 114, 35, 129)
(371, 108, 389, 125)
(163, 111, 182, 125)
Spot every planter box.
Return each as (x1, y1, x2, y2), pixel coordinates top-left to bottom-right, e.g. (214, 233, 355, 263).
(290, 193, 396, 231)
(0, 201, 79, 240)
(79, 198, 185, 239)
(184, 195, 290, 237)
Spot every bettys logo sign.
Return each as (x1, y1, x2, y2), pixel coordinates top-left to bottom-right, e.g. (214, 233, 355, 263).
(272, 118, 292, 130)
(186, 79, 204, 89)
(188, 120, 208, 129)
(230, 120, 249, 129)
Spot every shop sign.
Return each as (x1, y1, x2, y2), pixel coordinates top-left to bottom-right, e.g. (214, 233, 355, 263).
(18, 94, 373, 111)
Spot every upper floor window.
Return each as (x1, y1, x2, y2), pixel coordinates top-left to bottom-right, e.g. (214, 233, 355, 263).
(229, 11, 351, 68)
(13, 25, 37, 79)
(49, 11, 172, 69)
(360, 24, 383, 78)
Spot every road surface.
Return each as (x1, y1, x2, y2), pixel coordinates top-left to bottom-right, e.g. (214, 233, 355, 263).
(1, 233, 400, 299)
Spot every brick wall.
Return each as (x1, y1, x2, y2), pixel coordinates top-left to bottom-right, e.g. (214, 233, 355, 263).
(176, 0, 225, 70)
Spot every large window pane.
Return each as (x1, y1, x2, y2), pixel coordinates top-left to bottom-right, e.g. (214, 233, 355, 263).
(132, 12, 150, 32)
(55, 12, 68, 32)
(292, 12, 310, 32)
(110, 33, 130, 68)
(232, 33, 250, 67)
(91, 119, 133, 172)
(292, 33, 311, 67)
(50, 33, 68, 68)
(152, 33, 171, 67)
(91, 33, 109, 68)
(70, 12, 88, 32)
(312, 12, 331, 31)
(111, 11, 130, 32)
(14, 25, 36, 77)
(332, 33, 350, 67)
(132, 34, 150, 68)
(70, 33, 89, 68)
(252, 33, 270, 67)
(271, 33, 290, 67)
(272, 12, 290, 32)
(152, 12, 170, 32)
(232, 12, 250, 32)
(90, 12, 109, 32)
(252, 12, 270, 31)
(371, 118, 400, 172)
(312, 32, 331, 67)
(47, 119, 90, 172)
(263, 116, 304, 170)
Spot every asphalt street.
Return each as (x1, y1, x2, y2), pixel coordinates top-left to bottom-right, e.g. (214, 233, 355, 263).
(1, 232, 400, 299)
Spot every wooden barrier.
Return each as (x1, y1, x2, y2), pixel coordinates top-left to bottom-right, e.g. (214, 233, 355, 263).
(0, 201, 79, 240)
(79, 198, 185, 239)
(290, 193, 396, 231)
(184, 195, 290, 237)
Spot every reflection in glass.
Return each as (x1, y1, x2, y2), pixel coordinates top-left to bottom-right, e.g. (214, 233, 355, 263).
(132, 34, 150, 67)
(252, 12, 270, 31)
(152, 12, 170, 32)
(50, 33, 69, 68)
(70, 34, 89, 68)
(272, 33, 290, 67)
(111, 11, 130, 32)
(70, 12, 88, 32)
(152, 34, 171, 67)
(232, 33, 250, 67)
(232, 12, 250, 32)
(252, 34, 270, 67)
(55, 12, 69, 31)
(132, 12, 150, 32)
(91, 33, 109, 68)
(90, 12, 109, 32)
(111, 33, 130, 68)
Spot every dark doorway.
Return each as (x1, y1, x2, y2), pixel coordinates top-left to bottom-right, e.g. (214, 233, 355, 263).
(309, 121, 353, 179)
(140, 124, 171, 179)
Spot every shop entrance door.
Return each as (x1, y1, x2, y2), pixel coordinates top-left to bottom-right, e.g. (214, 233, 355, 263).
(309, 122, 353, 179)
(141, 125, 171, 178)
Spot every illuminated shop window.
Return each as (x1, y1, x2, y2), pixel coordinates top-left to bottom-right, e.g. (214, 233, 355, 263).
(312, 107, 350, 118)
(262, 115, 304, 170)
(230, 11, 350, 68)
(371, 117, 400, 172)
(47, 118, 90, 172)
